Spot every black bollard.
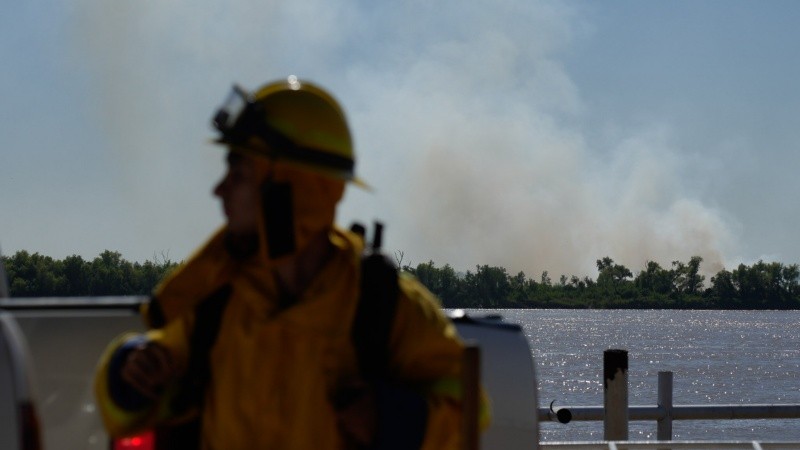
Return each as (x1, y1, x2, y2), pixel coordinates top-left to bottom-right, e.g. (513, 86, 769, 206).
(603, 349, 628, 441)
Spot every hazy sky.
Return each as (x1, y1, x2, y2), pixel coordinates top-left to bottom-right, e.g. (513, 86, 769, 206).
(2, 1, 800, 279)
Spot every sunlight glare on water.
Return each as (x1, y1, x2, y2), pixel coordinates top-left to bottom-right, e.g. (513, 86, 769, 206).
(468, 309, 800, 441)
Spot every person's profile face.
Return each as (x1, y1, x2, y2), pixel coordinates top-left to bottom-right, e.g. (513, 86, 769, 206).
(213, 151, 261, 235)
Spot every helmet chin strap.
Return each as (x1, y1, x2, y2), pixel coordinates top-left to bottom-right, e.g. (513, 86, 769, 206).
(260, 168, 296, 260)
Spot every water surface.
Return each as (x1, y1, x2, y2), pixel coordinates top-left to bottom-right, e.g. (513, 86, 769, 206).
(472, 309, 800, 441)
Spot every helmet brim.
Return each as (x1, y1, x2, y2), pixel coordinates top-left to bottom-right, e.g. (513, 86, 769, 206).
(211, 138, 372, 191)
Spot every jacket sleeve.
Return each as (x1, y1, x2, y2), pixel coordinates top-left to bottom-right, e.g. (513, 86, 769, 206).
(381, 274, 490, 450)
(93, 317, 193, 437)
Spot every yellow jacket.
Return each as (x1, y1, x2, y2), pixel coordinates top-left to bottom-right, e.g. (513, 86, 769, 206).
(95, 227, 481, 449)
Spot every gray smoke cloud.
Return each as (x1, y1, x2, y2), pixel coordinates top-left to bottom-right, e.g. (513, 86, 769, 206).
(339, 3, 737, 278)
(67, 0, 738, 278)
(350, 76, 735, 279)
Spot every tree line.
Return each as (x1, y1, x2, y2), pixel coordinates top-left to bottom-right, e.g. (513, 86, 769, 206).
(403, 256, 800, 309)
(2, 250, 800, 309)
(1, 250, 178, 297)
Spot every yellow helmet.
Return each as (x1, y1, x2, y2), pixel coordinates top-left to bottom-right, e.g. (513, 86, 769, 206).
(212, 76, 366, 187)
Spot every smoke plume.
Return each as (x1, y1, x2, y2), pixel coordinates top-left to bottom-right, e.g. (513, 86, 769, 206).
(67, 0, 737, 277)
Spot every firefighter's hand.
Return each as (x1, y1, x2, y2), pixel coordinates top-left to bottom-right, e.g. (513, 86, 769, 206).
(120, 341, 176, 400)
(336, 381, 377, 447)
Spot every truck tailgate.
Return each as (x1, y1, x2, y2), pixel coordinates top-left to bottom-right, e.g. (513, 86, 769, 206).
(2, 298, 146, 450)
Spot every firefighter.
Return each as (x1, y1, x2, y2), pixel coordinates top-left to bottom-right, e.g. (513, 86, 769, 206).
(95, 76, 487, 449)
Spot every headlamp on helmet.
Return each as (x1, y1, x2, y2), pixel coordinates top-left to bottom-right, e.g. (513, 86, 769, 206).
(212, 84, 250, 133)
(212, 84, 278, 149)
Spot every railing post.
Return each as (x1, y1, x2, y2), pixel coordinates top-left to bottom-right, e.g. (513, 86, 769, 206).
(657, 371, 673, 440)
(604, 349, 628, 441)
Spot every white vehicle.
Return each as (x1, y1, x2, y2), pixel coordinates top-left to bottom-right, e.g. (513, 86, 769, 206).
(0, 261, 540, 450)
(0, 311, 42, 450)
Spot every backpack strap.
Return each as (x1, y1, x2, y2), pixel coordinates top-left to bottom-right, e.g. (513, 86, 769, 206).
(175, 283, 233, 410)
(156, 284, 232, 450)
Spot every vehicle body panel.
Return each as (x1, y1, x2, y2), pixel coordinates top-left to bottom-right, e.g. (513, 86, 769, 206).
(1, 298, 538, 450)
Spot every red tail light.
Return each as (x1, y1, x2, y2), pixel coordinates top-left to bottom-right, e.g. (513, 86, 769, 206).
(112, 431, 155, 450)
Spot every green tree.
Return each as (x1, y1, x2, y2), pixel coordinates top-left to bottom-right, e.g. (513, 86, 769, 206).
(508, 271, 537, 306)
(730, 261, 800, 309)
(4, 249, 179, 297)
(87, 251, 133, 295)
(709, 268, 738, 307)
(463, 265, 511, 308)
(4, 251, 67, 297)
(597, 257, 633, 284)
(596, 257, 634, 300)
(63, 255, 89, 296)
(410, 261, 464, 308)
(634, 261, 674, 296)
(672, 256, 705, 296)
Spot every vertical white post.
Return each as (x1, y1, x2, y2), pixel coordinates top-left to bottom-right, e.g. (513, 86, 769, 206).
(604, 349, 628, 441)
(657, 371, 673, 440)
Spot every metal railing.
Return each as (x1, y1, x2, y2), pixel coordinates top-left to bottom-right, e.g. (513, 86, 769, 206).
(537, 350, 800, 441)
(540, 441, 800, 449)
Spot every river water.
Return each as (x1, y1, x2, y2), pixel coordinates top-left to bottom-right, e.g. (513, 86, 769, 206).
(469, 309, 800, 442)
